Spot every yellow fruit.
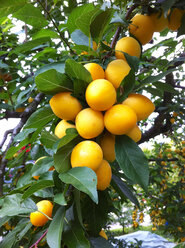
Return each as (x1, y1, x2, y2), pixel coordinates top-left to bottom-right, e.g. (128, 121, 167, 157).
(84, 63, 105, 81)
(55, 120, 75, 139)
(170, 118, 175, 124)
(28, 97, 34, 103)
(99, 229, 108, 240)
(96, 160, 112, 191)
(105, 59, 131, 89)
(168, 8, 184, 31)
(100, 132, 115, 162)
(85, 79, 116, 111)
(16, 107, 25, 113)
(104, 104, 137, 135)
(115, 37, 141, 60)
(122, 93, 155, 121)
(49, 92, 82, 120)
(71, 140, 103, 171)
(150, 12, 168, 32)
(75, 108, 104, 139)
(92, 41, 98, 51)
(126, 124, 142, 142)
(30, 200, 53, 227)
(173, 112, 178, 117)
(129, 14, 155, 45)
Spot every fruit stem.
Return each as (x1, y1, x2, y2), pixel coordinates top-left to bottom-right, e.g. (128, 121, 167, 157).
(29, 229, 48, 248)
(38, 210, 53, 221)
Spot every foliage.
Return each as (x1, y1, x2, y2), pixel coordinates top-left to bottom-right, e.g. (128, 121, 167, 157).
(0, 0, 184, 247)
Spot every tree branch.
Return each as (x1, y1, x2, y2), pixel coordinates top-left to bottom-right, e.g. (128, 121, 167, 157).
(37, 0, 75, 55)
(0, 129, 13, 149)
(29, 229, 48, 248)
(0, 93, 44, 196)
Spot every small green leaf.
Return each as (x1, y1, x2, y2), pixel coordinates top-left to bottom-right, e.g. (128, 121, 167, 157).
(24, 105, 55, 129)
(33, 29, 60, 39)
(117, 69, 135, 102)
(65, 59, 92, 99)
(59, 167, 98, 204)
(47, 206, 65, 248)
(111, 174, 139, 207)
(115, 135, 149, 191)
(0, 194, 36, 218)
(124, 52, 140, 72)
(63, 221, 90, 248)
(10, 37, 50, 55)
(67, 4, 95, 33)
(90, 237, 114, 248)
(71, 29, 92, 46)
(40, 131, 59, 149)
(0, 0, 27, 18)
(35, 62, 65, 76)
(153, 81, 178, 94)
(5, 137, 30, 159)
(35, 69, 73, 95)
(12, 3, 48, 28)
(54, 193, 67, 206)
(90, 9, 114, 44)
(22, 180, 54, 200)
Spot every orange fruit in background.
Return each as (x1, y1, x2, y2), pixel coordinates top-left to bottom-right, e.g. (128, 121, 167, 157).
(115, 37, 141, 60)
(168, 8, 184, 31)
(122, 93, 155, 121)
(96, 159, 112, 191)
(84, 63, 105, 81)
(28, 97, 34, 103)
(99, 229, 108, 240)
(100, 132, 115, 162)
(126, 124, 142, 142)
(85, 79, 116, 111)
(55, 119, 76, 139)
(105, 59, 131, 89)
(150, 11, 168, 32)
(30, 200, 53, 227)
(15, 107, 25, 113)
(49, 92, 82, 120)
(75, 108, 104, 139)
(104, 104, 137, 135)
(129, 14, 155, 45)
(71, 140, 103, 171)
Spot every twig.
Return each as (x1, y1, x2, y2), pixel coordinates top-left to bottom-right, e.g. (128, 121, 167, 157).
(0, 129, 13, 149)
(0, 93, 44, 196)
(29, 229, 48, 248)
(37, 0, 75, 55)
(125, 3, 139, 20)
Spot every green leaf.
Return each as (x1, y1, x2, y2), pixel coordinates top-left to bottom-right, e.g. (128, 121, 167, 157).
(10, 37, 50, 55)
(142, 68, 176, 85)
(0, 194, 36, 218)
(81, 191, 110, 236)
(160, 0, 176, 13)
(33, 29, 60, 39)
(71, 29, 92, 46)
(115, 135, 149, 191)
(74, 189, 84, 228)
(177, 13, 185, 37)
(67, 4, 95, 33)
(12, 3, 48, 28)
(54, 193, 67, 206)
(40, 131, 59, 149)
(17, 221, 32, 241)
(63, 221, 90, 248)
(90, 9, 114, 43)
(0, 216, 11, 228)
(0, 0, 26, 18)
(76, 8, 101, 37)
(117, 70, 135, 102)
(54, 128, 79, 152)
(153, 81, 178, 94)
(65, 59, 92, 98)
(5, 137, 30, 159)
(24, 105, 55, 129)
(47, 206, 65, 248)
(35, 62, 65, 76)
(124, 53, 140, 72)
(35, 69, 73, 95)
(59, 167, 98, 204)
(111, 174, 139, 206)
(90, 237, 114, 248)
(22, 180, 54, 200)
